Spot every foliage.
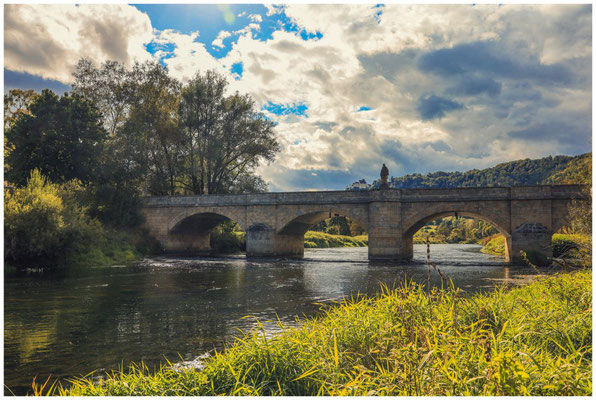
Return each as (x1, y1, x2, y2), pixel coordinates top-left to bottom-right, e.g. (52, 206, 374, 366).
(4, 88, 37, 129)
(545, 153, 591, 186)
(304, 231, 368, 248)
(414, 216, 498, 244)
(480, 234, 506, 256)
(4, 170, 66, 266)
(72, 59, 135, 136)
(310, 216, 366, 236)
(379, 153, 590, 189)
(119, 62, 183, 196)
(4, 89, 38, 169)
(54, 271, 592, 396)
(210, 221, 246, 253)
(5, 90, 108, 187)
(72, 60, 279, 196)
(179, 70, 279, 194)
(552, 234, 592, 267)
(4, 170, 143, 269)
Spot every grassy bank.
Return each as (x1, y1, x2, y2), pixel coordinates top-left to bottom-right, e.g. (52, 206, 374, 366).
(304, 231, 367, 248)
(480, 234, 507, 256)
(481, 233, 591, 259)
(48, 270, 591, 396)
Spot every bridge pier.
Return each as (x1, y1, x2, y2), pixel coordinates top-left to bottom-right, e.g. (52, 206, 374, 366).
(510, 223, 553, 265)
(368, 201, 413, 260)
(245, 224, 304, 258)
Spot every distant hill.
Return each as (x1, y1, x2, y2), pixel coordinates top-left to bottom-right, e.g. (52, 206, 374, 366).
(347, 153, 591, 190)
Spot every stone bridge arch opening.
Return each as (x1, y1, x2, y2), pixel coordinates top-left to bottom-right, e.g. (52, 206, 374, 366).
(278, 211, 367, 237)
(167, 211, 246, 255)
(404, 211, 512, 262)
(245, 210, 368, 259)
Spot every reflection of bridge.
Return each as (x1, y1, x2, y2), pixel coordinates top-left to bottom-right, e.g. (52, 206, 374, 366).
(141, 185, 587, 264)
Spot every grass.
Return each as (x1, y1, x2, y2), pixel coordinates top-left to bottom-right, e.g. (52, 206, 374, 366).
(44, 270, 591, 396)
(481, 233, 591, 261)
(304, 231, 368, 248)
(480, 234, 507, 256)
(62, 230, 146, 267)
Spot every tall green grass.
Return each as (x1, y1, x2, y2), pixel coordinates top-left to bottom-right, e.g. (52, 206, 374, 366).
(45, 271, 591, 396)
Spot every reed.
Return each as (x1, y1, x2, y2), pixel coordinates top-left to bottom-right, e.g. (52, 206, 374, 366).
(44, 270, 591, 396)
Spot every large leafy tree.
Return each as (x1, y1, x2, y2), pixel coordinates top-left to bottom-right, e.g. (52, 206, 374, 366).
(5, 89, 108, 186)
(120, 62, 183, 195)
(4, 89, 38, 171)
(179, 70, 279, 194)
(71, 60, 279, 196)
(72, 59, 134, 136)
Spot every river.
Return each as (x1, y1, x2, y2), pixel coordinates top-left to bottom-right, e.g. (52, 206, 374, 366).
(4, 244, 540, 395)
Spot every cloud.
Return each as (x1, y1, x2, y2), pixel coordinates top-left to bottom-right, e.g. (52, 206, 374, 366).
(417, 95, 464, 120)
(447, 77, 502, 97)
(211, 30, 232, 48)
(418, 41, 574, 87)
(4, 4, 153, 83)
(153, 30, 228, 82)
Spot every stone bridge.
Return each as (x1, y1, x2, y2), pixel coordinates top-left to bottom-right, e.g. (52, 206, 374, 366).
(141, 185, 588, 264)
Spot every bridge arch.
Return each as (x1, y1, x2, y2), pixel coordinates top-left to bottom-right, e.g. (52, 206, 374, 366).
(168, 208, 247, 234)
(162, 208, 246, 255)
(277, 207, 368, 236)
(403, 210, 512, 262)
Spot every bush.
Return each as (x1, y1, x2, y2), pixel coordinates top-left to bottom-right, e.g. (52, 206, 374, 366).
(4, 170, 144, 269)
(210, 221, 246, 253)
(4, 170, 65, 266)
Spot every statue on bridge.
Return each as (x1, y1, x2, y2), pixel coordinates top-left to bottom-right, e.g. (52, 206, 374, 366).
(379, 163, 390, 189)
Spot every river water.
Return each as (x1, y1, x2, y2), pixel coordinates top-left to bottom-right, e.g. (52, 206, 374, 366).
(4, 244, 540, 395)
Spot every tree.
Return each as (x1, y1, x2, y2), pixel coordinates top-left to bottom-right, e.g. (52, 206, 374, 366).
(4, 89, 37, 129)
(120, 62, 183, 195)
(179, 70, 279, 194)
(4, 89, 38, 171)
(5, 89, 108, 186)
(72, 59, 134, 136)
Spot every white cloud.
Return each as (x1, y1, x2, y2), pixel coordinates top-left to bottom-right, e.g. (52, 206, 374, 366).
(4, 4, 153, 83)
(153, 29, 228, 82)
(248, 14, 263, 23)
(211, 30, 232, 49)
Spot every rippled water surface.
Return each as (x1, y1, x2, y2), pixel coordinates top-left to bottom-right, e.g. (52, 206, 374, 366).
(5, 245, 539, 395)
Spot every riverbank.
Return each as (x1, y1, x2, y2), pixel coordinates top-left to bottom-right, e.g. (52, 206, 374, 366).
(49, 270, 591, 396)
(481, 233, 591, 259)
(304, 231, 367, 248)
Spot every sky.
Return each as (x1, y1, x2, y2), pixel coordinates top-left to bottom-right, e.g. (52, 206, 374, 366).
(4, 3, 592, 191)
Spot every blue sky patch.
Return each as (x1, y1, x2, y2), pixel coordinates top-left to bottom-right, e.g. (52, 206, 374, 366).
(357, 106, 373, 112)
(230, 62, 243, 79)
(262, 101, 309, 117)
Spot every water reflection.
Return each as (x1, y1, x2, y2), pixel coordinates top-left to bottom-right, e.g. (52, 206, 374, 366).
(5, 245, 539, 395)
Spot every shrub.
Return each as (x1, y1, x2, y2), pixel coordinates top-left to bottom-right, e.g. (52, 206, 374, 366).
(210, 221, 246, 253)
(4, 170, 143, 269)
(4, 170, 65, 266)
